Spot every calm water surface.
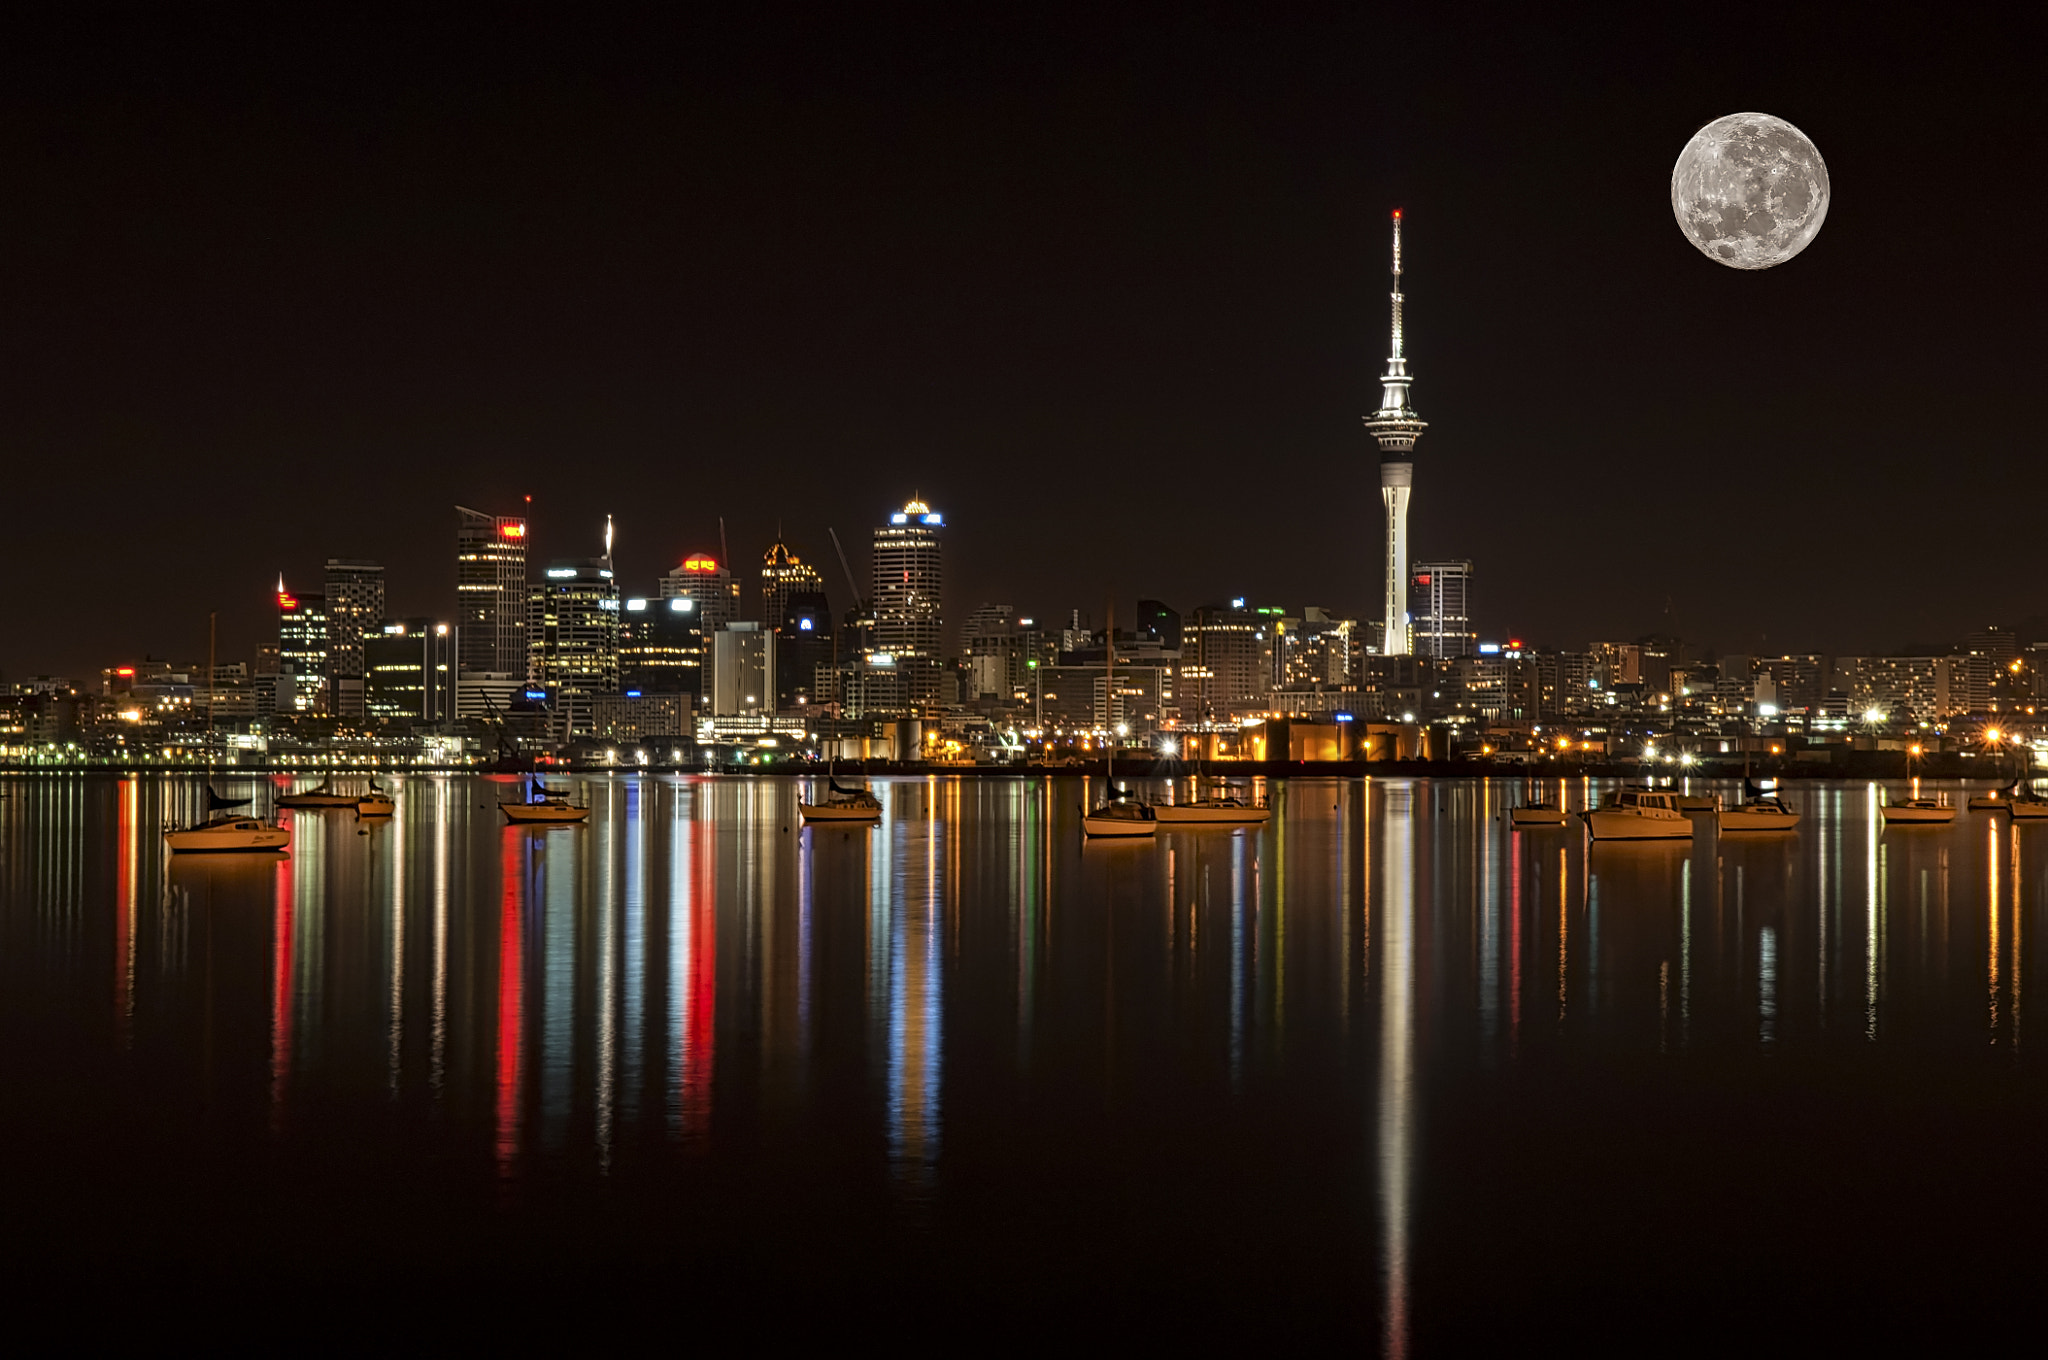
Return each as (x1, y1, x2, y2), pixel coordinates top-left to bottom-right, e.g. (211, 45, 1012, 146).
(4, 773, 2044, 1347)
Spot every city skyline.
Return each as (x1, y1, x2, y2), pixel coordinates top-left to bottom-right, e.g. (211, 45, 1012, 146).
(4, 11, 2044, 680)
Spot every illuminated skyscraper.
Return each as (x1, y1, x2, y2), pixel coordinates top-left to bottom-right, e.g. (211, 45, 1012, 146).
(1409, 560, 1473, 660)
(620, 596, 704, 696)
(528, 559, 620, 737)
(323, 558, 385, 719)
(276, 577, 327, 713)
(661, 553, 740, 632)
(761, 538, 823, 628)
(760, 538, 826, 710)
(873, 498, 945, 710)
(1363, 211, 1426, 657)
(455, 506, 529, 676)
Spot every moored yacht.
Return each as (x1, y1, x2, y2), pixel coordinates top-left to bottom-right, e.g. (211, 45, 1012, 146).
(2007, 793, 2048, 822)
(164, 814, 292, 853)
(1580, 789, 1692, 841)
(1152, 782, 1270, 826)
(1508, 802, 1569, 827)
(1082, 793, 1158, 838)
(1878, 798, 1956, 825)
(800, 775, 883, 823)
(277, 781, 360, 809)
(502, 779, 590, 824)
(1719, 797, 1801, 832)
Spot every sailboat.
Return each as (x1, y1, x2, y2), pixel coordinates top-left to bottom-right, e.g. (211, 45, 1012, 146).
(277, 779, 361, 809)
(1081, 603, 1157, 839)
(1720, 749, 1800, 831)
(1878, 744, 1956, 825)
(2008, 756, 2048, 821)
(1507, 778, 1568, 827)
(165, 814, 292, 853)
(1153, 752, 1271, 826)
(799, 763, 883, 823)
(501, 777, 589, 824)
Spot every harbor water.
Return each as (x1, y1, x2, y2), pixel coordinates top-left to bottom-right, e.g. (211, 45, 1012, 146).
(2, 773, 2042, 1348)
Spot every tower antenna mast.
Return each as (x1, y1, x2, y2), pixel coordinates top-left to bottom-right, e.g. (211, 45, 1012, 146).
(1363, 209, 1427, 657)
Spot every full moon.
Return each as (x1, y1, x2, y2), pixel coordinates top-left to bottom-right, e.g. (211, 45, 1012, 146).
(1670, 112, 1829, 270)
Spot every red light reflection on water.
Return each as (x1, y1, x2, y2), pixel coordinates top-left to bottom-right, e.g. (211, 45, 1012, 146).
(496, 829, 526, 1174)
(270, 843, 295, 1130)
(679, 817, 716, 1141)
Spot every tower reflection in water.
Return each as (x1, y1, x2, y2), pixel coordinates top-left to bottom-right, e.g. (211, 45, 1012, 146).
(11, 772, 2048, 1348)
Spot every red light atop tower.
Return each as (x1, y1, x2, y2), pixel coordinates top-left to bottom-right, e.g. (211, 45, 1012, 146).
(1393, 209, 1402, 219)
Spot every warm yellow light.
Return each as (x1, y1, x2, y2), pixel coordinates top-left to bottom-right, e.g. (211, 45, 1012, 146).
(1987, 728, 2003, 743)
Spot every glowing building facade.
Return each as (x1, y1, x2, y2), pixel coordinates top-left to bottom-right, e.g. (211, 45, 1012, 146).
(323, 557, 386, 719)
(277, 579, 328, 713)
(528, 559, 621, 737)
(1363, 211, 1426, 656)
(455, 506, 529, 677)
(872, 499, 945, 711)
(661, 553, 740, 633)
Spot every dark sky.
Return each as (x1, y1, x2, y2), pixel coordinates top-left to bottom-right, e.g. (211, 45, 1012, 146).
(4, 7, 2042, 680)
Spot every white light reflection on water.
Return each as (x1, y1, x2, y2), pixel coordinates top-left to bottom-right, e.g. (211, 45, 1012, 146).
(1377, 782, 1415, 1360)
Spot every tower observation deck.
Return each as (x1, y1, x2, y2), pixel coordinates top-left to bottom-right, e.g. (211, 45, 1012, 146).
(1362, 210, 1426, 656)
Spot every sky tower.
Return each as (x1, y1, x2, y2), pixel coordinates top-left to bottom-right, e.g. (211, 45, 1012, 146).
(1363, 210, 1426, 656)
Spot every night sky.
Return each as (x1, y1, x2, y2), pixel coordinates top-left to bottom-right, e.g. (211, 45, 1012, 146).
(4, 8, 2041, 680)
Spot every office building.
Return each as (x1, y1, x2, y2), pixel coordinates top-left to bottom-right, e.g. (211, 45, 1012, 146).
(529, 559, 621, 737)
(710, 622, 770, 717)
(761, 538, 824, 632)
(277, 577, 327, 714)
(661, 553, 740, 632)
(620, 596, 704, 696)
(776, 589, 832, 711)
(1138, 599, 1182, 652)
(872, 498, 945, 710)
(761, 538, 827, 709)
(365, 618, 456, 722)
(1362, 210, 1427, 657)
(323, 558, 386, 719)
(455, 506, 529, 676)
(1410, 560, 1474, 660)
(1182, 602, 1266, 720)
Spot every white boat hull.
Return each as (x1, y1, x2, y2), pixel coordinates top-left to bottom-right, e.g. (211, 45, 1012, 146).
(1968, 795, 2008, 811)
(1152, 804, 1271, 825)
(165, 822, 292, 853)
(1719, 807, 1801, 832)
(2008, 801, 2048, 821)
(1508, 807, 1568, 827)
(1879, 804, 1956, 825)
(800, 801, 882, 822)
(1581, 809, 1693, 841)
(503, 803, 590, 824)
(1082, 807, 1157, 838)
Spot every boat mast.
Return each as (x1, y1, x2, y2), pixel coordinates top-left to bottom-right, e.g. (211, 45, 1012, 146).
(1106, 596, 1115, 790)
